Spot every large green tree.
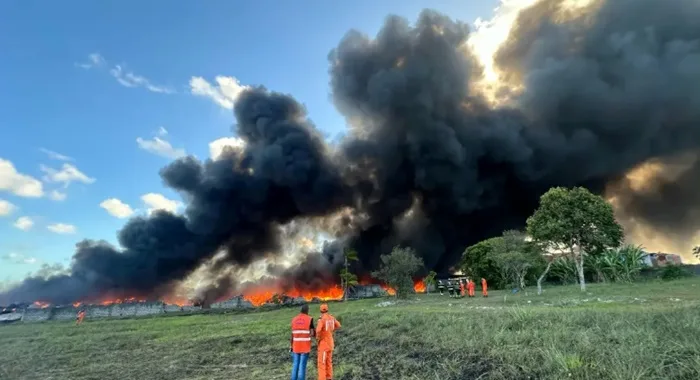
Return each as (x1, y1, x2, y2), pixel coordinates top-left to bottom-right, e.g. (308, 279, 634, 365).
(694, 246, 700, 260)
(372, 246, 424, 299)
(526, 187, 624, 291)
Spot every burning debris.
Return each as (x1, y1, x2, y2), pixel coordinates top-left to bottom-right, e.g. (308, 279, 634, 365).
(3, 0, 700, 306)
(0, 281, 420, 324)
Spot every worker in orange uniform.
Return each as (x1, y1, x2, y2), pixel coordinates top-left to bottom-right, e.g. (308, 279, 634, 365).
(467, 278, 476, 297)
(291, 304, 315, 380)
(481, 277, 488, 297)
(76, 309, 86, 325)
(316, 303, 341, 380)
(459, 279, 466, 297)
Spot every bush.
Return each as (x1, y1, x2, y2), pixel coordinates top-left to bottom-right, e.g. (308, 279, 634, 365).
(660, 265, 692, 281)
(587, 245, 646, 283)
(549, 256, 579, 284)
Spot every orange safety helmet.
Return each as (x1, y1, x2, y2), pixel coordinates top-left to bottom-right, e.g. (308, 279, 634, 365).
(320, 303, 329, 313)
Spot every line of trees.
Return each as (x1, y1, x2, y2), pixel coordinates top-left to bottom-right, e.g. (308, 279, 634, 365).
(345, 186, 694, 300)
(461, 186, 652, 294)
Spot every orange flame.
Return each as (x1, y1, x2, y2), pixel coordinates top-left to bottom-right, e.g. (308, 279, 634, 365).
(382, 285, 396, 296)
(359, 277, 426, 295)
(242, 284, 344, 307)
(413, 279, 426, 293)
(31, 278, 427, 309)
(72, 295, 193, 307)
(359, 276, 397, 295)
(33, 301, 50, 309)
(98, 297, 146, 306)
(162, 295, 190, 307)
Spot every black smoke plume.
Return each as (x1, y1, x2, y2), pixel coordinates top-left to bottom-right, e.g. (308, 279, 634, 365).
(2, 0, 700, 304)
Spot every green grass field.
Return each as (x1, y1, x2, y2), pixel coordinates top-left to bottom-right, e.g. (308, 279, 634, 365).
(2, 278, 700, 380)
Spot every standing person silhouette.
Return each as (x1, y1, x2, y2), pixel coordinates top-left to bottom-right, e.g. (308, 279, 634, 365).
(316, 303, 341, 380)
(290, 304, 315, 380)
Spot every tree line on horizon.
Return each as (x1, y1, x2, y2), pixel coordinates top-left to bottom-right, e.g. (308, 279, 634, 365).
(368, 186, 696, 299)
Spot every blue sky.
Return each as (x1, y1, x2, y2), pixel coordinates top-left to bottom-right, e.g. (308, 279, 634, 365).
(0, 0, 497, 283)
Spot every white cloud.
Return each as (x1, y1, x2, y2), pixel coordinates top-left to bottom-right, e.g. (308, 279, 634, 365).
(141, 193, 182, 214)
(100, 198, 135, 219)
(110, 65, 176, 94)
(39, 148, 74, 162)
(0, 199, 16, 216)
(75, 53, 105, 69)
(209, 137, 247, 160)
(136, 136, 186, 159)
(2, 252, 40, 265)
(190, 76, 248, 109)
(77, 53, 175, 94)
(157, 126, 168, 137)
(40, 163, 95, 187)
(49, 190, 67, 201)
(47, 223, 77, 234)
(13, 216, 34, 231)
(0, 158, 44, 197)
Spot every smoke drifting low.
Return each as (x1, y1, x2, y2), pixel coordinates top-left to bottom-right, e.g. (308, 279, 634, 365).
(3, 0, 700, 304)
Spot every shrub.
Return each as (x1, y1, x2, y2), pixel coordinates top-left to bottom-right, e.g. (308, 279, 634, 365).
(660, 265, 692, 281)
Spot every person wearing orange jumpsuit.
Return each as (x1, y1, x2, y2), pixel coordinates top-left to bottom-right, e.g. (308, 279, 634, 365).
(76, 309, 86, 325)
(467, 278, 476, 297)
(481, 278, 488, 297)
(316, 303, 341, 380)
(459, 279, 465, 297)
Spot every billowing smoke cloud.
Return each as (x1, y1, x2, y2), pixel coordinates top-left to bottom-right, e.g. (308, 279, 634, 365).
(607, 153, 700, 258)
(3, 0, 700, 304)
(494, 0, 700, 259)
(0, 89, 352, 305)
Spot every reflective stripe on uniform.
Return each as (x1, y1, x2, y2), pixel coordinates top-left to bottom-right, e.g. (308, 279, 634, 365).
(293, 337, 311, 341)
(292, 330, 310, 334)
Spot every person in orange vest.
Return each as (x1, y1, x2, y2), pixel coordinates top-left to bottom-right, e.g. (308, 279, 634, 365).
(76, 309, 86, 325)
(459, 279, 466, 298)
(467, 278, 476, 297)
(481, 277, 488, 297)
(316, 303, 341, 380)
(291, 304, 315, 380)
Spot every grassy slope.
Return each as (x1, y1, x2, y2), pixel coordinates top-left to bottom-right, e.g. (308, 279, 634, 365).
(1, 279, 700, 380)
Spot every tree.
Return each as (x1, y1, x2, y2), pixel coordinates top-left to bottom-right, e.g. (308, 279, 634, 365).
(527, 187, 624, 292)
(491, 230, 544, 291)
(340, 248, 359, 301)
(536, 255, 555, 295)
(460, 237, 506, 289)
(694, 246, 700, 260)
(423, 271, 437, 294)
(372, 246, 424, 299)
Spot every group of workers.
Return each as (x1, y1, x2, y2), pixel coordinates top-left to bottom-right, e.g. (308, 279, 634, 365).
(289, 278, 489, 379)
(290, 303, 341, 380)
(437, 277, 488, 298)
